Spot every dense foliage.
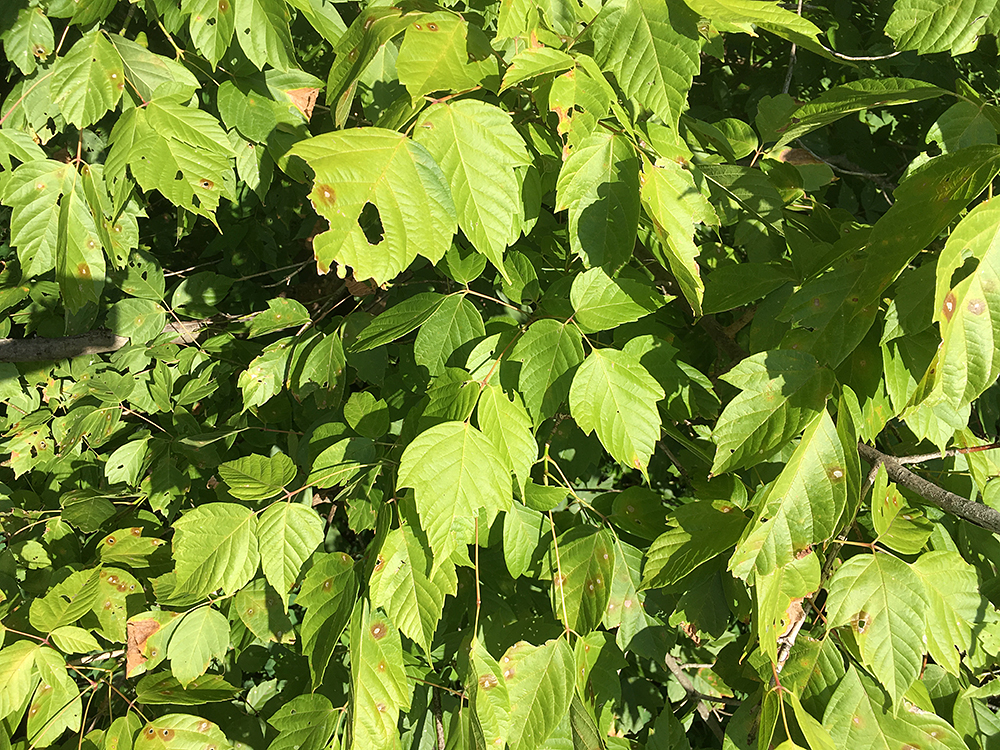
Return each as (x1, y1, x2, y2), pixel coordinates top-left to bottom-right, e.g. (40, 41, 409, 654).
(6, 0, 1000, 747)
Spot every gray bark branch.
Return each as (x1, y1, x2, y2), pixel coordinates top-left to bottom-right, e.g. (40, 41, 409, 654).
(0, 320, 209, 363)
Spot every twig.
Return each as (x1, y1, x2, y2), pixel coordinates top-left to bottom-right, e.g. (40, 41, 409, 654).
(664, 653, 725, 742)
(892, 441, 1000, 465)
(858, 442, 1000, 534)
(818, 45, 903, 62)
(431, 687, 445, 750)
(781, 0, 803, 94)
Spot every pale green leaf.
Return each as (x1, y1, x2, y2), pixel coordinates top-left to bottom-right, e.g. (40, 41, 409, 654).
(218, 453, 296, 501)
(108, 34, 200, 102)
(98, 527, 167, 567)
(173, 503, 259, 597)
(258, 503, 324, 610)
(269, 695, 339, 750)
(555, 132, 640, 270)
(348, 602, 411, 749)
(396, 12, 498, 102)
(510, 319, 585, 424)
(711, 350, 835, 474)
(289, 129, 457, 283)
(136, 673, 241, 705)
(49, 626, 100, 655)
(477, 384, 537, 495)
(503, 502, 545, 579)
(111, 298, 166, 345)
(570, 267, 666, 332)
(503, 638, 575, 750)
(239, 346, 290, 410)
(235, 0, 295, 70)
(369, 525, 456, 653)
(756, 550, 820, 663)
(249, 298, 311, 338)
(825, 553, 928, 705)
(298, 552, 358, 686)
(501, 47, 575, 91)
(587, 0, 700, 129)
(640, 158, 716, 315)
(569, 347, 664, 474)
(166, 607, 229, 686)
(57, 168, 106, 312)
(413, 100, 529, 276)
(234, 579, 293, 642)
(351, 292, 447, 351)
(135, 714, 230, 750)
(683, 0, 829, 57)
(284, 0, 347, 44)
(182, 0, 236, 67)
(546, 527, 615, 634)
(398, 422, 512, 559)
(50, 30, 123, 128)
(886, 0, 997, 54)
(468, 640, 510, 748)
(2, 7, 53, 76)
(413, 293, 486, 376)
(307, 438, 376, 489)
(0, 641, 41, 720)
(730, 411, 847, 580)
(104, 438, 149, 487)
(27, 647, 81, 747)
(911, 551, 979, 675)
(30, 568, 102, 633)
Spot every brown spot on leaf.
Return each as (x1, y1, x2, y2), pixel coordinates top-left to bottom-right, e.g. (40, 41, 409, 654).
(370, 621, 387, 640)
(968, 298, 986, 315)
(851, 610, 870, 634)
(479, 673, 499, 690)
(78, 263, 92, 278)
(426, 21, 439, 30)
(315, 184, 336, 207)
(161, 729, 175, 741)
(127, 619, 162, 677)
(943, 291, 957, 321)
(287, 88, 319, 120)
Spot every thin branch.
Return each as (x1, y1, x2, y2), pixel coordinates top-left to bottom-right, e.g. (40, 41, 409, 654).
(892, 440, 1000, 465)
(858, 442, 1000, 534)
(664, 653, 725, 742)
(431, 688, 446, 750)
(781, 0, 803, 94)
(0, 320, 210, 362)
(818, 44, 903, 61)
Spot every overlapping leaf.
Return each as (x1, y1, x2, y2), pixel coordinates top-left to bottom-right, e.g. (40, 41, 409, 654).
(172, 503, 259, 597)
(257, 503, 324, 610)
(886, 0, 997, 54)
(502, 639, 575, 750)
(511, 319, 585, 424)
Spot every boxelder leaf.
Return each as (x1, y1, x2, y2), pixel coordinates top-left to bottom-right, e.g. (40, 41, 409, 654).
(135, 714, 230, 750)
(755, 550, 820, 664)
(3, 7, 54, 76)
(268, 694, 339, 750)
(729, 411, 847, 580)
(413, 293, 486, 376)
(349, 601, 411, 748)
(166, 606, 230, 687)
(413, 100, 529, 278)
(107, 34, 200, 102)
(587, 0, 700, 130)
(369, 524, 456, 653)
(570, 267, 666, 332)
(503, 501, 546, 579)
(569, 347, 664, 475)
(182, 0, 236, 67)
(711, 350, 835, 475)
(351, 292, 448, 351)
(50, 29, 123, 129)
(257, 502, 324, 610)
(501, 47, 575, 90)
(886, 0, 995, 54)
(135, 673, 241, 705)
(307, 438, 376, 488)
(825, 553, 928, 706)
(30, 568, 102, 633)
(502, 638, 575, 750)
(396, 12, 498, 102)
(683, 0, 829, 58)
(28, 647, 81, 747)
(511, 319, 585, 424)
(298, 552, 358, 687)
(555, 132, 640, 271)
(172, 503, 259, 597)
(477, 384, 536, 495)
(249, 298, 311, 338)
(468, 639, 510, 748)
(546, 527, 615, 634)
(293, 331, 346, 409)
(234, 579, 293, 642)
(289, 129, 457, 284)
(49, 626, 101, 655)
(235, 0, 295, 70)
(398, 422, 512, 559)
(218, 453, 296, 501)
(0, 641, 41, 719)
(911, 551, 979, 675)
(104, 438, 149, 487)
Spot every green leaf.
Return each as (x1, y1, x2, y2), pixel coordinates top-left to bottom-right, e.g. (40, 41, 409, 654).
(711, 350, 835, 474)
(50, 29, 123, 129)
(477, 384, 536, 495)
(293, 329, 346, 407)
(396, 12, 498, 102)
(111, 298, 166, 345)
(398, 422, 512, 559)
(569, 347, 664, 474)
(0, 641, 41, 720)
(886, 0, 997, 54)
(825, 553, 928, 705)
(348, 601, 411, 748)
(218, 453, 296, 501)
(307, 438, 376, 488)
(823, 668, 966, 749)
(27, 647, 81, 747)
(108, 34, 200, 102)
(239, 345, 290, 410)
(182, 0, 236, 66)
(771, 78, 948, 149)
(640, 158, 716, 315)
(289, 129, 457, 283)
(298, 552, 358, 686)
(172, 503, 259, 597)
(683, 0, 829, 57)
(344, 392, 390, 437)
(501, 47, 575, 91)
(911, 551, 979, 675)
(2, 7, 53, 76)
(547, 527, 615, 634)
(413, 100, 529, 276)
(134, 715, 230, 750)
(99, 527, 167, 567)
(351, 292, 447, 351)
(511, 319, 585, 424)
(268, 695, 339, 750)
(503, 501, 546, 579)
(642, 500, 748, 589)
(502, 638, 575, 750)
(555, 132, 640, 271)
(49, 626, 100, 655)
(234, 579, 293, 642)
(468, 639, 511, 747)
(30, 568, 102, 633)
(235, 0, 295, 70)
(587, 0, 700, 130)
(369, 524, 456, 653)
(702, 262, 796, 314)
(756, 550, 820, 663)
(257, 503, 324, 610)
(413, 293, 486, 376)
(729, 411, 847, 580)
(570, 267, 666, 332)
(104, 438, 149, 487)
(135, 673, 241, 705)
(166, 606, 230, 687)
(249, 298, 311, 338)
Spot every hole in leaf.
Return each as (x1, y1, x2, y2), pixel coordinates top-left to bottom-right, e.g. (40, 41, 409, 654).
(359, 202, 384, 245)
